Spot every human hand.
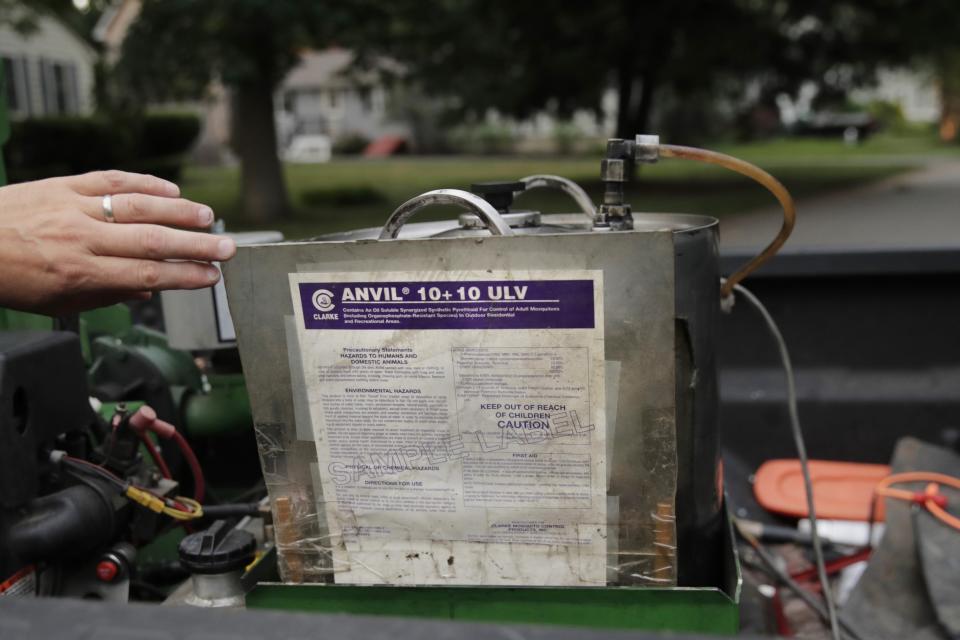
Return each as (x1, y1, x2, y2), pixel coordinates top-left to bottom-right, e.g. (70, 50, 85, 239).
(0, 170, 236, 315)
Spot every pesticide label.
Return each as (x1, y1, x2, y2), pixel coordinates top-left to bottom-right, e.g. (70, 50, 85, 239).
(290, 270, 606, 586)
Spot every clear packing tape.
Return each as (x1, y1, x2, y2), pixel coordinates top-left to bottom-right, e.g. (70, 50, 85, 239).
(259, 266, 680, 587)
(260, 426, 679, 586)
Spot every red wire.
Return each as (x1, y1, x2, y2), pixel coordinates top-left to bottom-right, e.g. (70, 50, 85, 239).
(137, 431, 172, 479)
(63, 454, 124, 484)
(172, 430, 205, 503)
(772, 587, 793, 637)
(790, 548, 872, 583)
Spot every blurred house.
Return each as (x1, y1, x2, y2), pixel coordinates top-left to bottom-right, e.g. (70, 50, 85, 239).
(780, 68, 940, 128)
(91, 0, 140, 65)
(851, 68, 940, 123)
(96, 1, 408, 161)
(0, 9, 97, 120)
(278, 49, 410, 147)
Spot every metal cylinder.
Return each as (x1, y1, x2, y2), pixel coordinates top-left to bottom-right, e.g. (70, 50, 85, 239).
(186, 570, 246, 608)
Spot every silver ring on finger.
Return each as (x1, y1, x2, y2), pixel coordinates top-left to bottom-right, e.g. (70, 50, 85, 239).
(102, 194, 115, 222)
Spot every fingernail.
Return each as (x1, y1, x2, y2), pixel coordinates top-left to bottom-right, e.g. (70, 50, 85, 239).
(206, 265, 221, 283)
(198, 206, 214, 226)
(216, 238, 236, 260)
(163, 180, 180, 196)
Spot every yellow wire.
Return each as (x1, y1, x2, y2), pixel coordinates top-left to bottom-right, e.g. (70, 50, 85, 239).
(165, 496, 204, 521)
(125, 485, 204, 521)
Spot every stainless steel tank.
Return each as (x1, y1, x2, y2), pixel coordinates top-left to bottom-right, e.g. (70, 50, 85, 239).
(224, 170, 723, 587)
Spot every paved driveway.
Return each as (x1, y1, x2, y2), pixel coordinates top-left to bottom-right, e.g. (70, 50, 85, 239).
(720, 159, 960, 253)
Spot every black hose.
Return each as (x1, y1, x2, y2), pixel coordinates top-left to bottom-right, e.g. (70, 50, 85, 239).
(198, 503, 262, 519)
(4, 483, 116, 563)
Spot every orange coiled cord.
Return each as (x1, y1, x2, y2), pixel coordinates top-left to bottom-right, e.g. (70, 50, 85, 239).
(874, 471, 960, 531)
(659, 144, 797, 300)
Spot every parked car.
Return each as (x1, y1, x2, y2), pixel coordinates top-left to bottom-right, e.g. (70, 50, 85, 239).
(793, 111, 878, 142)
(284, 134, 332, 163)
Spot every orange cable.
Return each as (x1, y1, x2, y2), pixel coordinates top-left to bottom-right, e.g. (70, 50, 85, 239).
(874, 471, 960, 532)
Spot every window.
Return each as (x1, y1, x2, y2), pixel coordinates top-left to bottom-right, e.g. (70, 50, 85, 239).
(1, 56, 33, 116)
(39, 59, 79, 115)
(53, 64, 67, 112)
(2, 57, 19, 111)
(359, 86, 372, 112)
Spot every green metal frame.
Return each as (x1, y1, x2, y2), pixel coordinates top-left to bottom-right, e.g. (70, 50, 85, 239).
(249, 583, 738, 633)
(247, 505, 741, 635)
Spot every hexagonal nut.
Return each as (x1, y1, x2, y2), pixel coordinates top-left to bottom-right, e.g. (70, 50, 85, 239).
(599, 203, 632, 219)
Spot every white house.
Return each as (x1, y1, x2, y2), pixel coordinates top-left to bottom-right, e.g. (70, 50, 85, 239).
(0, 8, 97, 120)
(850, 68, 940, 123)
(278, 48, 409, 145)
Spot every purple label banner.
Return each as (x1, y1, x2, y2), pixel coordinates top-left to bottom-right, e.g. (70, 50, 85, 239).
(298, 280, 595, 330)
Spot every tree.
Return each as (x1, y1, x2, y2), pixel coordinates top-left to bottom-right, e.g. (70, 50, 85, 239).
(114, 1, 380, 223)
(358, 1, 789, 139)
(362, 0, 960, 140)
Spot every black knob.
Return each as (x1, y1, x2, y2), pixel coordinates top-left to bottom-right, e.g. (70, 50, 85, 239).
(178, 520, 256, 575)
(470, 181, 525, 212)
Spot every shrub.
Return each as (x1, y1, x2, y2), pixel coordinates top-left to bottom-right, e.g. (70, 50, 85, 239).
(553, 122, 582, 155)
(332, 133, 371, 156)
(6, 117, 133, 182)
(448, 123, 515, 155)
(5, 112, 201, 183)
(137, 112, 202, 158)
(301, 185, 387, 207)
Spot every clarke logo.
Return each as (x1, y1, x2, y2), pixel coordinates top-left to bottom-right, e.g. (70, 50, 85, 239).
(312, 289, 336, 312)
(310, 288, 339, 321)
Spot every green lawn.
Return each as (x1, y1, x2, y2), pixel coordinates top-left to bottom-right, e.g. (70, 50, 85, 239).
(180, 133, 957, 240)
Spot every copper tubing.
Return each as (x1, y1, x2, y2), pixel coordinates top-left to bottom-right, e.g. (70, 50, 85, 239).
(659, 144, 796, 300)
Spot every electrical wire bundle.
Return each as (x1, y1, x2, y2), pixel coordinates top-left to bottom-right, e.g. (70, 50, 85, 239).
(56, 452, 205, 522)
(127, 405, 206, 503)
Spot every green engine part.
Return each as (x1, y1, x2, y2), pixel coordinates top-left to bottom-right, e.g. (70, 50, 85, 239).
(184, 373, 252, 438)
(88, 323, 252, 438)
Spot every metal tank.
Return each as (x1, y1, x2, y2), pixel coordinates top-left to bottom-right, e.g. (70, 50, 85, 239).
(223, 135, 725, 587)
